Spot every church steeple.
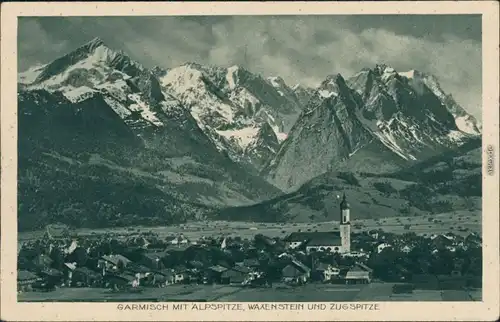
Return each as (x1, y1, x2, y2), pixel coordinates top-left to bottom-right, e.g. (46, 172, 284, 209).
(339, 192, 351, 253)
(340, 192, 350, 210)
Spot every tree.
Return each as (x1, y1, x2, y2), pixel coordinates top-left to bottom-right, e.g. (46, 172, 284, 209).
(70, 247, 88, 267)
(49, 247, 65, 270)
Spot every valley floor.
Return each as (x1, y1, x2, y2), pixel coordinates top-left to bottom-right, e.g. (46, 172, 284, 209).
(17, 283, 481, 302)
(18, 210, 482, 242)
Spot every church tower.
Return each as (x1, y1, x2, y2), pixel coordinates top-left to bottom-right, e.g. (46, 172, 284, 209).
(339, 192, 351, 253)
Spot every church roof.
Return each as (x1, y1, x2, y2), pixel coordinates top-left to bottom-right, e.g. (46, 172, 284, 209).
(306, 234, 342, 247)
(284, 231, 340, 243)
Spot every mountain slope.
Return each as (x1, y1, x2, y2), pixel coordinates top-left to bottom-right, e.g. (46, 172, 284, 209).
(263, 64, 480, 191)
(17, 39, 282, 230)
(217, 138, 481, 223)
(157, 63, 303, 169)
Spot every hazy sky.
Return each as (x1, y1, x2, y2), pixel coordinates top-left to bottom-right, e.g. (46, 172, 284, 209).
(18, 15, 482, 119)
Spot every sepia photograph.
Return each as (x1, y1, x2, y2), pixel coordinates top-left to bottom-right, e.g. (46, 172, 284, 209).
(1, 1, 499, 321)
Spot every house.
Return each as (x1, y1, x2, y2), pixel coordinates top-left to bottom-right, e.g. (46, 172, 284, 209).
(154, 269, 176, 285)
(315, 263, 340, 282)
(291, 259, 311, 277)
(344, 263, 373, 284)
(464, 233, 482, 247)
(187, 260, 205, 270)
(129, 236, 150, 248)
(368, 230, 380, 239)
(64, 240, 79, 255)
(32, 254, 53, 269)
(100, 254, 131, 271)
(72, 267, 102, 287)
(125, 264, 152, 284)
(170, 235, 189, 245)
(221, 265, 251, 285)
(282, 264, 308, 284)
(355, 263, 373, 275)
(431, 235, 454, 250)
(205, 265, 228, 284)
(401, 245, 413, 253)
(345, 266, 370, 284)
(17, 270, 41, 292)
(105, 273, 139, 289)
(40, 268, 64, 286)
(243, 258, 260, 269)
(377, 243, 392, 253)
(140, 252, 165, 270)
(174, 271, 189, 284)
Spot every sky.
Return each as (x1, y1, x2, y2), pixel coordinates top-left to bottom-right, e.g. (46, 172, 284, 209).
(18, 15, 482, 119)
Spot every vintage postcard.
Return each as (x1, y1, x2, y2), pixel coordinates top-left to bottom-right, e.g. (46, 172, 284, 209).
(1, 1, 499, 321)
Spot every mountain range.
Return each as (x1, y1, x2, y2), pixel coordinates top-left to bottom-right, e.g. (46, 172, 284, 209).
(17, 37, 482, 230)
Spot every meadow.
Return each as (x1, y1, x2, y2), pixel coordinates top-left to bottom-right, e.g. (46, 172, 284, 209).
(18, 210, 481, 243)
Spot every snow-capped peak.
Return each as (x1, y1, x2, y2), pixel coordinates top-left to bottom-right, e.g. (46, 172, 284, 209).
(226, 65, 240, 90)
(398, 69, 417, 79)
(30, 36, 144, 86)
(267, 76, 287, 88)
(83, 37, 105, 51)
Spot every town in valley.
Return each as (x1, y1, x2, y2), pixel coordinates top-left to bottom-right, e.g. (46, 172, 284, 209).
(18, 193, 482, 302)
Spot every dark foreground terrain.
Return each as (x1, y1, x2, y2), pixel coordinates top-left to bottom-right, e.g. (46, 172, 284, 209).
(18, 283, 481, 302)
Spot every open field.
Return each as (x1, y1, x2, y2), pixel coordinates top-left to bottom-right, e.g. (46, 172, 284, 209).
(18, 210, 481, 243)
(18, 283, 481, 302)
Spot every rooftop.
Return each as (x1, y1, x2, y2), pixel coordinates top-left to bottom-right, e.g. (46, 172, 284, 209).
(284, 231, 340, 243)
(18, 270, 39, 281)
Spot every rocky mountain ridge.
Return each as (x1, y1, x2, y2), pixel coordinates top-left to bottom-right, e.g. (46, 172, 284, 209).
(263, 64, 481, 191)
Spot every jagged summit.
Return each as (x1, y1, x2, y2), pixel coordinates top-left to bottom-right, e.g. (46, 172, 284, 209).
(29, 37, 145, 85)
(83, 37, 105, 50)
(264, 63, 480, 191)
(322, 73, 349, 88)
(151, 65, 168, 77)
(315, 73, 350, 99)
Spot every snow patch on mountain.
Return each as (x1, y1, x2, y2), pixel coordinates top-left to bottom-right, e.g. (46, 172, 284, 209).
(18, 64, 46, 84)
(275, 131, 288, 142)
(159, 65, 237, 126)
(226, 65, 239, 90)
(217, 126, 260, 150)
(455, 115, 481, 135)
(373, 130, 413, 161)
(228, 88, 260, 115)
(127, 93, 163, 127)
(102, 96, 132, 118)
(318, 90, 338, 98)
(63, 86, 97, 103)
(447, 130, 469, 143)
(399, 70, 416, 79)
(95, 79, 130, 101)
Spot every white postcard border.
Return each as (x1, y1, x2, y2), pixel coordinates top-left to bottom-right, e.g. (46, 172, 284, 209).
(1, 1, 499, 321)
